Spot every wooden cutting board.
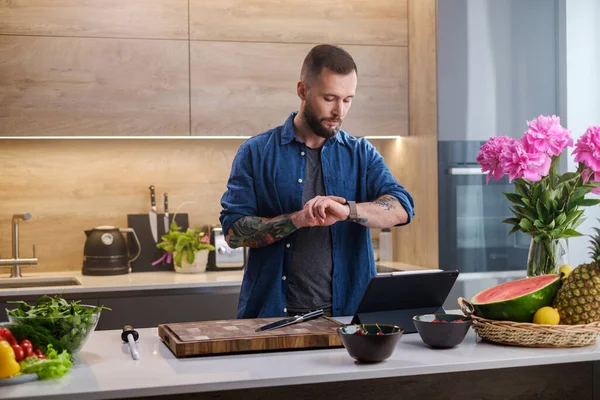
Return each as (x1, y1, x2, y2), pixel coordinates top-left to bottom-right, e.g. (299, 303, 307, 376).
(158, 316, 345, 358)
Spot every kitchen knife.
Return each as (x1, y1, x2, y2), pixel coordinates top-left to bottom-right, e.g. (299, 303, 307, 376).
(163, 193, 169, 233)
(254, 309, 324, 332)
(148, 185, 158, 243)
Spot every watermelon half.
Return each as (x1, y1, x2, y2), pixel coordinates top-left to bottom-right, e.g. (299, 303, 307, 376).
(470, 274, 562, 322)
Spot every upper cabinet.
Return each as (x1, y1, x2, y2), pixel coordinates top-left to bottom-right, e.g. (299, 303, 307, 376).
(189, 0, 407, 46)
(189, 0, 408, 137)
(0, 0, 409, 137)
(190, 42, 408, 137)
(0, 0, 188, 39)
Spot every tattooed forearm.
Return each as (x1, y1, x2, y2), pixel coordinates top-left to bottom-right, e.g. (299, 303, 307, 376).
(373, 195, 399, 211)
(227, 215, 298, 248)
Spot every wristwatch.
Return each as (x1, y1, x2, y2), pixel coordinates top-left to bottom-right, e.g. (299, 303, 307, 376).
(344, 200, 358, 222)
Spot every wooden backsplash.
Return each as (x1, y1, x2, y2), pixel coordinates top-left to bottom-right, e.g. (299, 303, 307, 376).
(0, 139, 242, 272)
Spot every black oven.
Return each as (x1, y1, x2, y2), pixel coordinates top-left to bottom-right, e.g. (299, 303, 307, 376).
(438, 141, 530, 273)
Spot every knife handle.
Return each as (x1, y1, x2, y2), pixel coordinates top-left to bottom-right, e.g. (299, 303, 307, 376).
(300, 309, 324, 321)
(164, 193, 168, 214)
(149, 185, 156, 207)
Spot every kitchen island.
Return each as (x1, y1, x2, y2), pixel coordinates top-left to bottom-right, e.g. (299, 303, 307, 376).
(1, 316, 598, 400)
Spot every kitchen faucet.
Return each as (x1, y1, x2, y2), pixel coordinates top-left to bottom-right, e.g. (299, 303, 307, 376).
(0, 213, 38, 278)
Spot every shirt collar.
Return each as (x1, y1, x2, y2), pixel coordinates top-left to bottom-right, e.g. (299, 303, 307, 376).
(280, 112, 344, 146)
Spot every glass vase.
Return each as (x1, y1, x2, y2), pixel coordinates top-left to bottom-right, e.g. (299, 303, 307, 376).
(526, 238, 568, 277)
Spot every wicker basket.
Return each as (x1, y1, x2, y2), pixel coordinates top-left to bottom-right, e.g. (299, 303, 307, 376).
(457, 297, 600, 348)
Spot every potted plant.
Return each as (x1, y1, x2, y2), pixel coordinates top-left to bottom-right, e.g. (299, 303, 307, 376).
(477, 116, 600, 276)
(155, 221, 215, 274)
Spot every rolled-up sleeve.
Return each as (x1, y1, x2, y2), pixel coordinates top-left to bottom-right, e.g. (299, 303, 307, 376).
(365, 142, 415, 226)
(220, 144, 258, 235)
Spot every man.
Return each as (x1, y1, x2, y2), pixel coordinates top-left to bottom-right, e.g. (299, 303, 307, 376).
(220, 44, 415, 319)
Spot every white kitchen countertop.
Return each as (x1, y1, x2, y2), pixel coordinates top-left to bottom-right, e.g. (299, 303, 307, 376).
(0, 262, 428, 297)
(1, 315, 599, 400)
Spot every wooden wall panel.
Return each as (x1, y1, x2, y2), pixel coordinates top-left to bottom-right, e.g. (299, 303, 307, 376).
(0, 139, 243, 273)
(0, 0, 188, 39)
(190, 0, 407, 46)
(0, 36, 190, 136)
(190, 42, 408, 137)
(389, 0, 438, 268)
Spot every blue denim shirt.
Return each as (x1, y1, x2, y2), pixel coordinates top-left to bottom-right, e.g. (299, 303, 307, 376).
(220, 112, 415, 318)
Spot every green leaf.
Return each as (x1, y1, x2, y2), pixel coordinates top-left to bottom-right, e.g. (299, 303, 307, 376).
(186, 249, 195, 264)
(555, 212, 567, 227)
(504, 192, 525, 205)
(557, 229, 584, 239)
(502, 217, 521, 226)
(534, 219, 545, 228)
(519, 219, 532, 230)
(508, 225, 522, 235)
(557, 172, 579, 184)
(535, 200, 549, 224)
(174, 251, 183, 268)
(576, 198, 600, 207)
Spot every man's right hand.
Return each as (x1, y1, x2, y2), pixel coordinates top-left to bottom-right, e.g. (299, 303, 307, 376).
(291, 195, 349, 228)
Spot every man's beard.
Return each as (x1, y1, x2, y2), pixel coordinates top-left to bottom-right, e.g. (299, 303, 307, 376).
(303, 101, 342, 139)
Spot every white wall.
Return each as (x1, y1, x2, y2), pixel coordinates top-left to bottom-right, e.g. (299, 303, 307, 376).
(560, 0, 600, 266)
(437, 0, 558, 141)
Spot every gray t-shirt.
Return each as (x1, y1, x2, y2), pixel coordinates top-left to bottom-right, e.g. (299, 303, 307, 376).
(286, 146, 333, 313)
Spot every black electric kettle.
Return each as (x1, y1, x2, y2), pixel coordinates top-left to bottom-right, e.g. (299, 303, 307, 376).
(82, 226, 141, 276)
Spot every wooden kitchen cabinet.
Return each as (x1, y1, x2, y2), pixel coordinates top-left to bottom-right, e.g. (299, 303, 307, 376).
(0, 36, 189, 137)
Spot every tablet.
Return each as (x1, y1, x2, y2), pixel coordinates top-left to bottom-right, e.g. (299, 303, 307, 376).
(350, 269, 459, 334)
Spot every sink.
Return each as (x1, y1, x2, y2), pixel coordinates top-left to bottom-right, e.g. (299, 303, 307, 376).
(0, 276, 82, 289)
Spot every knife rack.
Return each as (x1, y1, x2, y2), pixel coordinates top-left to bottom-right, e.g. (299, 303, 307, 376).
(126, 213, 189, 272)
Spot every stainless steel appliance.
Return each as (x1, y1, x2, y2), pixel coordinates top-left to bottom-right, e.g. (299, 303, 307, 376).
(207, 227, 246, 271)
(438, 141, 530, 273)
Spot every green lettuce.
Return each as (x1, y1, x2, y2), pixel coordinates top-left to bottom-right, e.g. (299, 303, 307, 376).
(19, 345, 72, 380)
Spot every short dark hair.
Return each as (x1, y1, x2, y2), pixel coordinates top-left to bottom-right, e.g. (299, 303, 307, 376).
(300, 44, 357, 84)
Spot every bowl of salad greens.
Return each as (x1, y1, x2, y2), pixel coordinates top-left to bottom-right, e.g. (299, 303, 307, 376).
(6, 295, 109, 354)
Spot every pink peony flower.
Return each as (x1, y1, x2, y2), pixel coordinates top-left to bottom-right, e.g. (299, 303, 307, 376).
(477, 136, 512, 183)
(523, 115, 573, 157)
(573, 126, 600, 172)
(500, 139, 551, 182)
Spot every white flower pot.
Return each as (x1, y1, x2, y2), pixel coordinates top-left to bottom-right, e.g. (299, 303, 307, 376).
(174, 250, 209, 274)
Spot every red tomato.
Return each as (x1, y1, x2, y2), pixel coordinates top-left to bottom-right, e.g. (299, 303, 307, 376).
(20, 339, 32, 350)
(34, 348, 44, 357)
(12, 344, 24, 361)
(37, 354, 46, 360)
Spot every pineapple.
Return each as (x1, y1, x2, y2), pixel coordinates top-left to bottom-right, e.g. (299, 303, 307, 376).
(554, 227, 600, 324)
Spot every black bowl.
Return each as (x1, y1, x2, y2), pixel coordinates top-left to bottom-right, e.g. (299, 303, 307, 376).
(413, 314, 472, 349)
(337, 324, 403, 363)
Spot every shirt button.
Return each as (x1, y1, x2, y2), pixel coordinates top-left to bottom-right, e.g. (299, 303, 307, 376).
(286, 243, 290, 248)
(300, 151, 305, 156)
(282, 275, 287, 281)
(298, 178, 303, 183)
(283, 308, 287, 313)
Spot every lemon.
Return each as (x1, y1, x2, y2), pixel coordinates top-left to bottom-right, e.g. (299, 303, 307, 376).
(533, 306, 560, 325)
(559, 264, 573, 280)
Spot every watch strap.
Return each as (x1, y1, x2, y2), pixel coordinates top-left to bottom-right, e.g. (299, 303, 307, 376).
(345, 200, 358, 222)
